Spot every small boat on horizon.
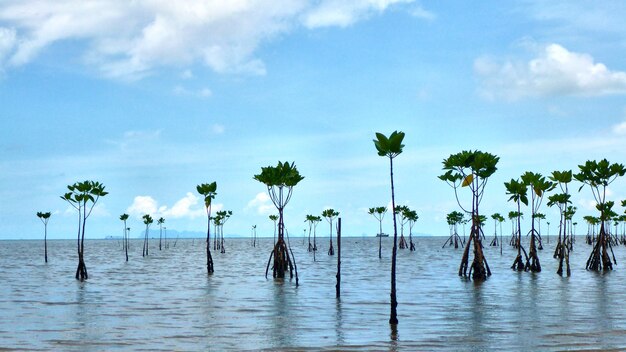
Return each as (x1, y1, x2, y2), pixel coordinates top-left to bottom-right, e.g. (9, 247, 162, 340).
(376, 233, 390, 237)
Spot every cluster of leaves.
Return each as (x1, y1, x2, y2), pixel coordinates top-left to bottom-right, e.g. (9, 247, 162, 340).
(368, 207, 387, 220)
(373, 131, 405, 158)
(574, 159, 626, 221)
(322, 208, 339, 222)
(440, 150, 499, 186)
(439, 150, 499, 214)
(491, 213, 505, 223)
(254, 161, 304, 188)
(142, 214, 153, 225)
(197, 182, 217, 208)
(446, 210, 464, 225)
(61, 181, 108, 207)
(37, 211, 51, 222)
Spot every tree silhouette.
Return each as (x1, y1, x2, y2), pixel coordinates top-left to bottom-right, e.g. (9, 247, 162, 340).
(157, 217, 165, 250)
(322, 208, 339, 255)
(368, 206, 387, 258)
(36, 211, 51, 263)
(575, 159, 625, 271)
(142, 214, 153, 257)
(440, 150, 499, 280)
(120, 213, 129, 261)
(60, 180, 108, 281)
(254, 161, 304, 282)
(197, 181, 217, 274)
(373, 130, 405, 325)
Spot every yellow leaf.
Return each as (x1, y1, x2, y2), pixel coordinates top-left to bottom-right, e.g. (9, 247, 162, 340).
(462, 174, 473, 187)
(534, 187, 542, 197)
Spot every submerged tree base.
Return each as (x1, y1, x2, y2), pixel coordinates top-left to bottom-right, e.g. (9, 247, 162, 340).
(207, 249, 214, 274)
(266, 239, 295, 279)
(459, 234, 491, 281)
(556, 243, 571, 276)
(443, 234, 464, 249)
(586, 231, 615, 271)
(75, 259, 88, 281)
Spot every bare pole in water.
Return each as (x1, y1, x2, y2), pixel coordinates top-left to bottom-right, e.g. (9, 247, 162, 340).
(336, 218, 341, 299)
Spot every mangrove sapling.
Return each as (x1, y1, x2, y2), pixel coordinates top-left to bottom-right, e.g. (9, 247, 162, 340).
(368, 207, 387, 258)
(548, 194, 572, 275)
(197, 182, 217, 274)
(322, 208, 339, 256)
(252, 225, 257, 247)
(520, 172, 555, 272)
(374, 130, 405, 325)
(142, 214, 153, 257)
(157, 217, 165, 251)
(508, 211, 523, 248)
(269, 214, 278, 245)
(575, 159, 626, 271)
(394, 205, 410, 250)
(548, 171, 573, 271)
(120, 214, 129, 262)
(583, 216, 599, 245)
(440, 150, 499, 281)
(405, 209, 418, 251)
(442, 211, 464, 248)
(37, 211, 51, 263)
(254, 161, 304, 280)
(533, 213, 546, 250)
(305, 214, 318, 252)
(489, 213, 500, 247)
(216, 210, 232, 253)
(505, 178, 529, 271)
(312, 215, 321, 261)
(60, 180, 108, 281)
(212, 215, 222, 250)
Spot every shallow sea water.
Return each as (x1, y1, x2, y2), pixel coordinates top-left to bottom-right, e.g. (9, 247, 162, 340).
(1, 235, 626, 351)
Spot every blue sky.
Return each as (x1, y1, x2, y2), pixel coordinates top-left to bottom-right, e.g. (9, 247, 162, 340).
(2, 1, 626, 240)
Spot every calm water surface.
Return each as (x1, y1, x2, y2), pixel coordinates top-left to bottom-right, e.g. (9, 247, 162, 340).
(1, 236, 626, 351)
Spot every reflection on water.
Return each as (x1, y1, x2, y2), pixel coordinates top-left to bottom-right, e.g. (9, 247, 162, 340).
(3, 237, 626, 350)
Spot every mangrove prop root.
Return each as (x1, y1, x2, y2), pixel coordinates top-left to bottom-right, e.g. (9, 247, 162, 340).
(399, 235, 407, 249)
(267, 239, 294, 279)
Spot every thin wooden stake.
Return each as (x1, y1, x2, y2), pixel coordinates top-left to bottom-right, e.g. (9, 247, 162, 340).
(336, 218, 341, 298)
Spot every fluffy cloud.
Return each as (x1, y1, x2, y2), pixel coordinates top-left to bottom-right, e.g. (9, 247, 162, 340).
(475, 43, 626, 100)
(127, 192, 218, 219)
(612, 109, 626, 135)
(0, 0, 422, 79)
(303, 0, 413, 28)
(246, 192, 274, 215)
(0, 27, 16, 66)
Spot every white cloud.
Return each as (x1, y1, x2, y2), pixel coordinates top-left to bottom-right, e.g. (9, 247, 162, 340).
(613, 121, 626, 135)
(0, 1, 422, 79)
(0, 27, 16, 67)
(127, 195, 159, 216)
(475, 43, 626, 101)
(246, 192, 274, 215)
(166, 192, 206, 219)
(409, 5, 436, 21)
(612, 109, 626, 135)
(303, 0, 413, 28)
(127, 193, 218, 220)
(173, 85, 212, 98)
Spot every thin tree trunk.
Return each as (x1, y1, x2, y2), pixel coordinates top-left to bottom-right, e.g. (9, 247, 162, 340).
(44, 224, 48, 263)
(389, 157, 398, 325)
(336, 218, 341, 298)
